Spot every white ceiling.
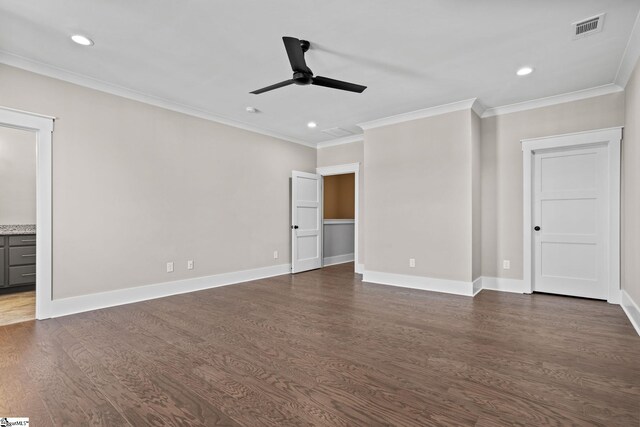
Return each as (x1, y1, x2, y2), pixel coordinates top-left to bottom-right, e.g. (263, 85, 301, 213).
(1, 0, 639, 145)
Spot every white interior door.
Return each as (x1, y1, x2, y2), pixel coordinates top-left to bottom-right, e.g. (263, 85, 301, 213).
(533, 146, 609, 299)
(291, 171, 322, 273)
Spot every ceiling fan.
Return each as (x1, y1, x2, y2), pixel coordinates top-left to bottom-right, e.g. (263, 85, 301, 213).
(250, 36, 367, 95)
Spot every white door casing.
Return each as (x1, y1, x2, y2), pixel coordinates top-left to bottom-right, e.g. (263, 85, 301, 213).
(522, 127, 621, 303)
(533, 146, 608, 299)
(291, 171, 322, 273)
(0, 106, 54, 319)
(316, 162, 361, 273)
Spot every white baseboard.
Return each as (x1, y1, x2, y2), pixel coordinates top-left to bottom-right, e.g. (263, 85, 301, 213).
(361, 271, 529, 298)
(356, 263, 364, 274)
(472, 277, 483, 296)
(621, 290, 640, 336)
(480, 276, 527, 294)
(323, 253, 354, 267)
(363, 270, 475, 296)
(49, 263, 291, 318)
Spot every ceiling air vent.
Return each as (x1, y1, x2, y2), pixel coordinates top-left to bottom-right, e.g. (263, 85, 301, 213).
(572, 13, 605, 39)
(321, 127, 354, 138)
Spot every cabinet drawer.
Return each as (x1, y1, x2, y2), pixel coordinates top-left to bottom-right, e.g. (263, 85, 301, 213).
(10, 246, 36, 266)
(9, 235, 37, 246)
(9, 265, 36, 286)
(0, 248, 4, 287)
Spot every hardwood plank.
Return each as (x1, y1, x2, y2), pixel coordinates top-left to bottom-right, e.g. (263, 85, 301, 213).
(0, 290, 35, 326)
(0, 262, 638, 426)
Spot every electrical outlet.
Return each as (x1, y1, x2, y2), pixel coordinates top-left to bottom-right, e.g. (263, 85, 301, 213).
(273, 250, 279, 259)
(187, 260, 194, 270)
(409, 258, 416, 268)
(503, 260, 511, 270)
(166, 262, 174, 273)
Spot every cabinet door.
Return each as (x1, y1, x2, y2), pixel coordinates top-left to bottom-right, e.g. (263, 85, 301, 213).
(9, 246, 36, 266)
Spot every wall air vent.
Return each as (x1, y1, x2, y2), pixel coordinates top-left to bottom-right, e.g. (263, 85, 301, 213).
(572, 13, 605, 39)
(321, 127, 354, 138)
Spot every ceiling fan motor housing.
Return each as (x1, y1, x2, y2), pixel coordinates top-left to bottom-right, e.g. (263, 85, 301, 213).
(293, 72, 313, 85)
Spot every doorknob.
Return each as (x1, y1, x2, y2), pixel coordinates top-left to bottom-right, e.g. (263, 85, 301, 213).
(291, 225, 299, 229)
(534, 226, 541, 231)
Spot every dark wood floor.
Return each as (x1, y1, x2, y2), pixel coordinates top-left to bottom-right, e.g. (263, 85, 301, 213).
(1, 263, 638, 426)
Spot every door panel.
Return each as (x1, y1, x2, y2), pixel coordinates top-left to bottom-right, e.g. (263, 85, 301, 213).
(533, 146, 608, 299)
(291, 171, 322, 273)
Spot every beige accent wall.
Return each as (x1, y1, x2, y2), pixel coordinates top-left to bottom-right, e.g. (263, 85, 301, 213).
(364, 110, 478, 282)
(0, 64, 316, 299)
(623, 58, 640, 305)
(323, 173, 355, 219)
(481, 92, 625, 279)
(317, 141, 364, 265)
(0, 126, 36, 225)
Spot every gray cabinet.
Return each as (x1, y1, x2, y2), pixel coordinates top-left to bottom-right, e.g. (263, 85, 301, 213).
(0, 247, 4, 287)
(1, 234, 36, 289)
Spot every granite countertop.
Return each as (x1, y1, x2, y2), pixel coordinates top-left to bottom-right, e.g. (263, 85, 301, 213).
(0, 224, 36, 235)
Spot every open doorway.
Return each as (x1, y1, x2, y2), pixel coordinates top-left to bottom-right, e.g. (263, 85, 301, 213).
(322, 173, 355, 267)
(0, 125, 37, 325)
(290, 163, 360, 275)
(317, 163, 360, 273)
(0, 107, 53, 321)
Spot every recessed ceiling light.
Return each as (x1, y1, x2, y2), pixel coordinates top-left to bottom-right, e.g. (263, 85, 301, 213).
(71, 34, 94, 46)
(245, 106, 259, 113)
(307, 121, 317, 129)
(516, 66, 534, 76)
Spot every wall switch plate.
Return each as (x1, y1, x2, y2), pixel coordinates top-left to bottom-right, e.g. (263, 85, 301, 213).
(409, 258, 416, 268)
(273, 250, 278, 259)
(503, 260, 511, 270)
(166, 262, 174, 273)
(187, 260, 194, 270)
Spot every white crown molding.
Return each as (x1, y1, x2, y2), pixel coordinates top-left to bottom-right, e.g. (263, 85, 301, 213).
(358, 98, 479, 131)
(481, 84, 624, 118)
(470, 99, 486, 117)
(49, 263, 291, 318)
(316, 134, 364, 149)
(615, 9, 640, 87)
(621, 290, 640, 336)
(0, 50, 316, 148)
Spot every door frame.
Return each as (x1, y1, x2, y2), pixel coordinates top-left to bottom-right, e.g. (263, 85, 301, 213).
(316, 163, 360, 273)
(521, 127, 622, 303)
(0, 106, 54, 319)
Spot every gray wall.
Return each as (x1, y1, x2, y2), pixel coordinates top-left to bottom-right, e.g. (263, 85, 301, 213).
(623, 58, 640, 306)
(480, 92, 625, 279)
(323, 222, 355, 258)
(317, 141, 364, 266)
(0, 126, 36, 225)
(0, 64, 316, 299)
(364, 110, 475, 282)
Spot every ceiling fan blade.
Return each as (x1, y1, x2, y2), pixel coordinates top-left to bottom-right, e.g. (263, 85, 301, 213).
(282, 36, 311, 74)
(250, 79, 295, 94)
(312, 76, 367, 93)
